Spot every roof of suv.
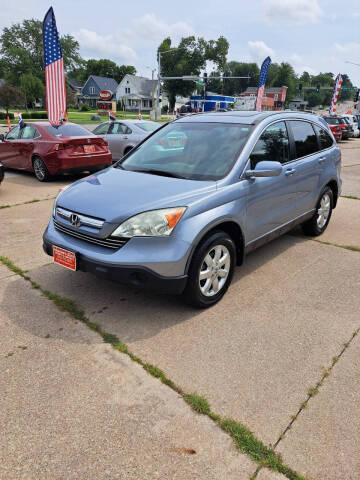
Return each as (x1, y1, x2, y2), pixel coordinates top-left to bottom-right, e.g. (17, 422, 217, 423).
(176, 110, 322, 125)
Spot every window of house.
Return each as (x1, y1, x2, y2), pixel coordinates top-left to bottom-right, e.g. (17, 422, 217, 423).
(89, 86, 95, 94)
(314, 125, 333, 150)
(289, 121, 319, 158)
(125, 87, 131, 94)
(249, 121, 290, 168)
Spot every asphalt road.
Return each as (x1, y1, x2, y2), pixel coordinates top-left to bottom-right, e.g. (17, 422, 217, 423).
(1, 138, 360, 480)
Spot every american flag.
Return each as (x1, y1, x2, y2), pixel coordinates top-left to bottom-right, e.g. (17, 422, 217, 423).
(43, 8, 67, 126)
(255, 56, 271, 111)
(108, 111, 116, 122)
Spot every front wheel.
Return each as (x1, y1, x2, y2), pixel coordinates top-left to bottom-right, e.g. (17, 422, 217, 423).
(302, 187, 333, 236)
(33, 157, 50, 182)
(183, 231, 236, 308)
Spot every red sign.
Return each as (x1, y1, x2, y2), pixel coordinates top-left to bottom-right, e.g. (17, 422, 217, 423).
(53, 245, 77, 271)
(99, 90, 113, 101)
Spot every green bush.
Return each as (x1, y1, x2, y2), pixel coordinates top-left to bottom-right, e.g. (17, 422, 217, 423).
(22, 112, 47, 119)
(0, 113, 14, 120)
(80, 103, 91, 111)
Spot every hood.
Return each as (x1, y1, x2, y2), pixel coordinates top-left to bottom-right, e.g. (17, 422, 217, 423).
(57, 167, 216, 224)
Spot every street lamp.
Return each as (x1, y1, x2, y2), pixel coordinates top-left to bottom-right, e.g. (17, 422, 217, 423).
(146, 66, 157, 110)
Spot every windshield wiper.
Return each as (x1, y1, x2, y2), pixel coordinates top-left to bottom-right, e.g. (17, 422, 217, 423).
(128, 168, 187, 179)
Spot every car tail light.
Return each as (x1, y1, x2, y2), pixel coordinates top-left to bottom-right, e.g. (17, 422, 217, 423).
(340, 124, 346, 129)
(48, 143, 64, 153)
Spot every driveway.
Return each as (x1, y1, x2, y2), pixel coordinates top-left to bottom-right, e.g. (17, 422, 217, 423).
(1, 138, 360, 480)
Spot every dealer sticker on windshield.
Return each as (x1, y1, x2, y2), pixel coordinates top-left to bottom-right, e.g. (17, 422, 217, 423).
(53, 245, 77, 271)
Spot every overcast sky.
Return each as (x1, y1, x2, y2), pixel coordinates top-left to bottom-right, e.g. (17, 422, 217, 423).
(1, 0, 360, 84)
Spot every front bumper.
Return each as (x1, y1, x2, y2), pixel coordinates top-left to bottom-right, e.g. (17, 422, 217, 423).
(43, 218, 190, 295)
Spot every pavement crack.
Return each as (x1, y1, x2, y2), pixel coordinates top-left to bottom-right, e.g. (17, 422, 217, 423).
(0, 196, 55, 210)
(311, 239, 360, 253)
(0, 254, 306, 480)
(273, 326, 360, 450)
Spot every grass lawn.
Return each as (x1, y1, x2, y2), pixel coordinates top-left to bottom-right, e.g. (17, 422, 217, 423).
(0, 109, 173, 125)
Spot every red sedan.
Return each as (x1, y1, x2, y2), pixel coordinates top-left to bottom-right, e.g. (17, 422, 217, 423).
(0, 122, 112, 181)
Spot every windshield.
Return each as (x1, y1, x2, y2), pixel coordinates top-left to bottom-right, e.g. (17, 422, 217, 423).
(45, 124, 94, 137)
(135, 122, 159, 132)
(121, 122, 252, 181)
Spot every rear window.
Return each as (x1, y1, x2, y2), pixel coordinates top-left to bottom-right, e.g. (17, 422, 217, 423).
(314, 125, 333, 150)
(45, 124, 94, 137)
(135, 122, 159, 132)
(289, 121, 318, 158)
(324, 117, 340, 125)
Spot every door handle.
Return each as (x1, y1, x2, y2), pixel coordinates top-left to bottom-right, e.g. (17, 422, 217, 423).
(318, 157, 326, 164)
(123, 136, 128, 140)
(285, 168, 296, 176)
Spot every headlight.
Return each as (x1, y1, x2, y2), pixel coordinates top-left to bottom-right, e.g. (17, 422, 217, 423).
(111, 207, 186, 238)
(53, 185, 70, 217)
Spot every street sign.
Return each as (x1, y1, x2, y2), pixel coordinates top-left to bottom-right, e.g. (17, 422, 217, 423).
(341, 86, 356, 91)
(195, 81, 204, 86)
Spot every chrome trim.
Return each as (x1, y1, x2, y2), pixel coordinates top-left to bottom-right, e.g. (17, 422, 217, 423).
(56, 207, 104, 228)
(54, 220, 127, 250)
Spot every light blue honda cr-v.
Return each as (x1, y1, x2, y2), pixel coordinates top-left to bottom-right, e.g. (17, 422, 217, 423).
(43, 111, 341, 307)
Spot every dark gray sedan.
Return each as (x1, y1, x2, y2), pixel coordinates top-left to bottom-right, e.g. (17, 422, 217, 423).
(93, 120, 160, 161)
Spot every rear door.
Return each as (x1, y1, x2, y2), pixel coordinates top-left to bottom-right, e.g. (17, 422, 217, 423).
(0, 126, 21, 168)
(106, 122, 134, 159)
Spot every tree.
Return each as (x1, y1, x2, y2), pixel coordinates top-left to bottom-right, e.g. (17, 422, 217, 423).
(0, 18, 83, 84)
(22, 73, 45, 108)
(69, 59, 136, 84)
(0, 84, 24, 114)
(158, 35, 229, 110)
(269, 62, 297, 103)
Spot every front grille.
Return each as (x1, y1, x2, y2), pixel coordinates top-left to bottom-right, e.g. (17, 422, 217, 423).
(54, 219, 127, 250)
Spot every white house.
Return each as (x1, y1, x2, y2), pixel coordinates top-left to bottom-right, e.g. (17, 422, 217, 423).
(116, 75, 157, 112)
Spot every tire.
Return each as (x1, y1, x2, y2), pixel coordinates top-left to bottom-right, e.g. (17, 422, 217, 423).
(183, 231, 236, 308)
(302, 186, 333, 236)
(33, 156, 50, 182)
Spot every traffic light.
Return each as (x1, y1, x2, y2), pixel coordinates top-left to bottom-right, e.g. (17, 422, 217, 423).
(203, 72, 208, 87)
(354, 88, 359, 103)
(298, 83, 302, 92)
(316, 84, 320, 93)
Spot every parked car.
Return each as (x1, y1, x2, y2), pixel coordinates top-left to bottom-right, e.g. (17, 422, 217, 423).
(354, 113, 360, 129)
(320, 117, 342, 141)
(342, 114, 360, 137)
(0, 162, 4, 185)
(93, 120, 160, 161)
(43, 111, 341, 308)
(323, 116, 352, 140)
(0, 122, 112, 182)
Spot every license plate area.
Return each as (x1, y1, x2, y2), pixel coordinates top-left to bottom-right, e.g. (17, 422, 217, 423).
(53, 245, 77, 271)
(84, 144, 96, 153)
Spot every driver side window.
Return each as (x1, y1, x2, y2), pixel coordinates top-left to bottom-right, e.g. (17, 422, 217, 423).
(250, 121, 290, 169)
(6, 126, 20, 140)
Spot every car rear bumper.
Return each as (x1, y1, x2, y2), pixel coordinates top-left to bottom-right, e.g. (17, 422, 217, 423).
(45, 153, 112, 175)
(56, 164, 110, 174)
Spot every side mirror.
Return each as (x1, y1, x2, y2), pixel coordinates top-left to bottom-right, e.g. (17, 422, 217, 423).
(0, 134, 4, 142)
(245, 161, 282, 179)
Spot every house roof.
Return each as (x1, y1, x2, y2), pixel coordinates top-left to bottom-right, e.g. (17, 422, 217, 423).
(244, 86, 288, 94)
(120, 75, 157, 98)
(85, 75, 118, 93)
(67, 78, 83, 89)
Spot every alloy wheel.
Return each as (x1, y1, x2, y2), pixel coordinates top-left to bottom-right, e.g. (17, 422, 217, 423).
(198, 244, 231, 297)
(34, 158, 46, 181)
(317, 193, 331, 229)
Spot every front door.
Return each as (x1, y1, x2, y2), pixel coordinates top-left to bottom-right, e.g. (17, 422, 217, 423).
(245, 120, 298, 245)
(0, 126, 22, 168)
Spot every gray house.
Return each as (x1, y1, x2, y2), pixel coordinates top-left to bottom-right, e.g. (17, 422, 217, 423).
(81, 75, 118, 108)
(116, 74, 157, 111)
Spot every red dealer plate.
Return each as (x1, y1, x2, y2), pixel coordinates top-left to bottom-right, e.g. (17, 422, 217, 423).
(84, 144, 96, 153)
(53, 245, 77, 271)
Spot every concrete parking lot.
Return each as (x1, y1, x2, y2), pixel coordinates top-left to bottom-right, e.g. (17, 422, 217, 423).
(1, 138, 359, 480)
